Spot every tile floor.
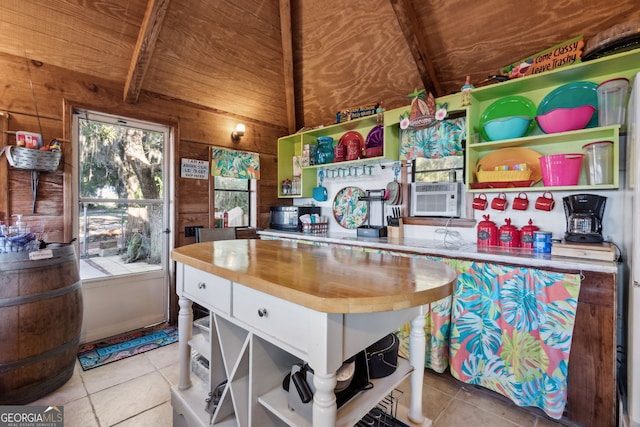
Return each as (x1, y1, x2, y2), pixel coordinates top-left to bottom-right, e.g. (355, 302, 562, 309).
(32, 342, 569, 427)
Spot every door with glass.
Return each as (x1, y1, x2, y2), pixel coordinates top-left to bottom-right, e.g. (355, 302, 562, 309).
(72, 110, 172, 343)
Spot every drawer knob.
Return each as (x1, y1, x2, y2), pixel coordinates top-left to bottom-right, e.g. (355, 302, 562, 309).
(257, 308, 268, 317)
(198, 282, 206, 289)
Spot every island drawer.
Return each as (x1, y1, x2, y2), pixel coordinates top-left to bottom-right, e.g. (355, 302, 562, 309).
(232, 283, 309, 353)
(183, 265, 231, 314)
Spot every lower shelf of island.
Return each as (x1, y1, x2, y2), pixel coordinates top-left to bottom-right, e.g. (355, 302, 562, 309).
(258, 357, 413, 427)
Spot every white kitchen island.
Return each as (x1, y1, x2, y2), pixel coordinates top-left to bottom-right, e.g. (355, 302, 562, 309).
(171, 239, 456, 427)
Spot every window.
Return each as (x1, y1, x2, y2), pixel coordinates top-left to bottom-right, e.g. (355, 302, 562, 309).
(214, 176, 255, 227)
(413, 156, 464, 183)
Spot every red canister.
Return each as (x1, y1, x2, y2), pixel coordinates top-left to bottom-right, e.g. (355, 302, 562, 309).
(499, 218, 520, 248)
(477, 214, 498, 248)
(519, 219, 539, 249)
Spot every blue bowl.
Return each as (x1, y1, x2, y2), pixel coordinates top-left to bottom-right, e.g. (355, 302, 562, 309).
(483, 116, 532, 141)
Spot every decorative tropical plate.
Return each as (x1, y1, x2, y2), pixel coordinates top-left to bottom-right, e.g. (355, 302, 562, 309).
(332, 187, 368, 229)
(479, 95, 537, 142)
(537, 81, 598, 128)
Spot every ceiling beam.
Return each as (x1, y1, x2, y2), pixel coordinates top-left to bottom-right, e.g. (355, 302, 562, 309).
(279, 0, 297, 134)
(123, 0, 171, 104)
(389, 0, 442, 96)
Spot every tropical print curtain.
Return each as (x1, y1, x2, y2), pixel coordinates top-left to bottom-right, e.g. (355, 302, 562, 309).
(447, 262, 581, 419)
(399, 117, 466, 161)
(396, 257, 581, 420)
(211, 147, 260, 179)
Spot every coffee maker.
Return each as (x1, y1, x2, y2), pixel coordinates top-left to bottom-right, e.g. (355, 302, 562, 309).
(562, 194, 606, 243)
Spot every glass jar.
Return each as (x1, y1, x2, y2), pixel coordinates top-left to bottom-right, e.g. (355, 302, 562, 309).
(281, 179, 292, 195)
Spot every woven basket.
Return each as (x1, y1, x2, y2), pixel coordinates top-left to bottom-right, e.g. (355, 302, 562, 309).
(475, 163, 532, 183)
(3, 146, 62, 172)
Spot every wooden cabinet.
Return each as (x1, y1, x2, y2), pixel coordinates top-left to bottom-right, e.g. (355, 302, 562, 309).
(277, 114, 399, 198)
(466, 48, 640, 193)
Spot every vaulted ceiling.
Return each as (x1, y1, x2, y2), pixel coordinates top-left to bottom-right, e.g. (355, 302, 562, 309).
(1, 0, 639, 137)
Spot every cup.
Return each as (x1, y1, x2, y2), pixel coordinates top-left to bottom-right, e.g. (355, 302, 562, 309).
(312, 186, 328, 202)
(583, 140, 613, 185)
(472, 193, 488, 210)
(535, 191, 555, 211)
(597, 78, 629, 127)
(512, 192, 529, 210)
(491, 192, 508, 211)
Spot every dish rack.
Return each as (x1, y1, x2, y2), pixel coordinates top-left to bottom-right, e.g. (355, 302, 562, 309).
(301, 222, 328, 234)
(357, 189, 388, 238)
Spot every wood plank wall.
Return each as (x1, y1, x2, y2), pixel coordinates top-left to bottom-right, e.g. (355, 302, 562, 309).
(0, 52, 285, 248)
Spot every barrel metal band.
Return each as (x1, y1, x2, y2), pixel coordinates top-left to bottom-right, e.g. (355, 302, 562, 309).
(0, 252, 76, 271)
(0, 280, 81, 308)
(0, 334, 80, 372)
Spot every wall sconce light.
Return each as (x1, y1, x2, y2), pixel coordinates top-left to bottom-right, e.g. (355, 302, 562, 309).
(231, 124, 246, 142)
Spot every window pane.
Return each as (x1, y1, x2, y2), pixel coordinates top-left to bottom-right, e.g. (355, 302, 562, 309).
(78, 118, 164, 200)
(214, 176, 248, 190)
(78, 202, 163, 272)
(214, 177, 250, 227)
(415, 156, 464, 183)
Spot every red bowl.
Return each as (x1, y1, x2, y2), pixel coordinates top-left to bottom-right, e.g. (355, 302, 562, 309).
(536, 105, 596, 134)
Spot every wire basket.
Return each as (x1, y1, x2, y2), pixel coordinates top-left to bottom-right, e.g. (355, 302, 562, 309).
(356, 389, 407, 426)
(475, 163, 532, 183)
(4, 146, 62, 172)
(301, 222, 328, 234)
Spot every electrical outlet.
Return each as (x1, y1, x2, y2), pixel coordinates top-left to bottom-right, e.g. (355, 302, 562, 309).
(185, 225, 203, 237)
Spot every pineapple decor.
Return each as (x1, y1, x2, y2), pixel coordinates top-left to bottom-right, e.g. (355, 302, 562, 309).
(399, 88, 448, 130)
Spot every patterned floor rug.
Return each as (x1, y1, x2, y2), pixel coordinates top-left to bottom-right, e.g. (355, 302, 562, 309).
(77, 323, 178, 371)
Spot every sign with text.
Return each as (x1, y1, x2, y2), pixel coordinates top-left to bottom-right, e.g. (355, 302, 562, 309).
(501, 36, 584, 79)
(0, 406, 64, 427)
(181, 158, 209, 180)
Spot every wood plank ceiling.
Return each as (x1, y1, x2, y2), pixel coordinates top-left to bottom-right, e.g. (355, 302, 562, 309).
(1, 0, 639, 138)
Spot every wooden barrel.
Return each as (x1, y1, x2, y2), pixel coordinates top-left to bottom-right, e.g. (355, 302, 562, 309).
(0, 245, 83, 404)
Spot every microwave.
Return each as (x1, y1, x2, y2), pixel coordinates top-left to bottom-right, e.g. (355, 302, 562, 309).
(410, 182, 462, 217)
(269, 205, 321, 231)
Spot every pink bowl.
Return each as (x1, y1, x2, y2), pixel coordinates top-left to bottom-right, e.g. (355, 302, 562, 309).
(536, 105, 596, 134)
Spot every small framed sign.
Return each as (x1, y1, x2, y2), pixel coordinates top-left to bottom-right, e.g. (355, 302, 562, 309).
(181, 158, 209, 180)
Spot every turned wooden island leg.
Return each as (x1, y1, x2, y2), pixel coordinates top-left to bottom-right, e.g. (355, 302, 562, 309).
(177, 296, 193, 391)
(312, 371, 338, 427)
(408, 306, 427, 424)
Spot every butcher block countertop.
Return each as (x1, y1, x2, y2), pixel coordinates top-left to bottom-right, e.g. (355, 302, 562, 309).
(171, 239, 457, 314)
(258, 229, 619, 274)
